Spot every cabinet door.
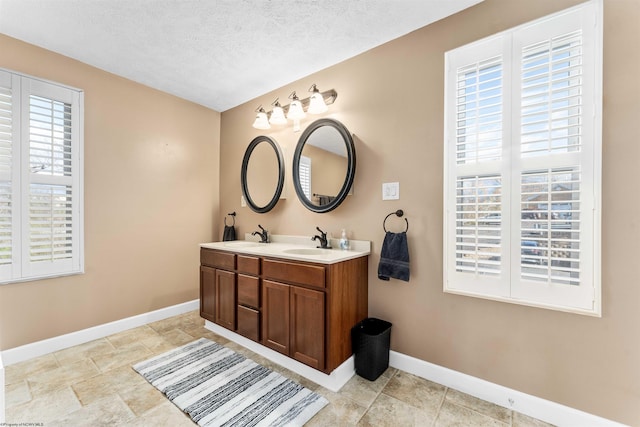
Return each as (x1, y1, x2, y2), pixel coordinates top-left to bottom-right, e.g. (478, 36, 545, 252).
(237, 305, 260, 341)
(291, 286, 325, 370)
(262, 280, 290, 355)
(200, 266, 216, 322)
(215, 269, 236, 330)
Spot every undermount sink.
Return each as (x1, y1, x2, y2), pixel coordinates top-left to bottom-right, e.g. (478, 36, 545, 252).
(223, 241, 261, 248)
(282, 248, 329, 255)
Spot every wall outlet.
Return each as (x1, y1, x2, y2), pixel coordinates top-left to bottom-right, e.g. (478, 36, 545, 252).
(382, 182, 400, 200)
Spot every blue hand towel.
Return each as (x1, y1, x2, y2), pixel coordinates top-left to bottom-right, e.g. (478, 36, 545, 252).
(222, 225, 236, 241)
(378, 231, 410, 282)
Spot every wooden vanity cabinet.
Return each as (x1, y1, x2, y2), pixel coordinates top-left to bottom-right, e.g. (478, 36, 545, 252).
(199, 249, 238, 331)
(199, 265, 216, 323)
(262, 260, 326, 370)
(200, 247, 368, 374)
(236, 255, 261, 341)
(214, 269, 236, 330)
(262, 280, 290, 355)
(261, 256, 368, 374)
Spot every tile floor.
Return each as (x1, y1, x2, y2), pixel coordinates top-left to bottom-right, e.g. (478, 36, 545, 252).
(4, 311, 553, 426)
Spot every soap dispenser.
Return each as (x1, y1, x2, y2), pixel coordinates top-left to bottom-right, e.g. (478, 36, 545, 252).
(339, 229, 349, 250)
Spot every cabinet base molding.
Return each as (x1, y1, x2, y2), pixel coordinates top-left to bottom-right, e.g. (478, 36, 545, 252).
(204, 320, 354, 392)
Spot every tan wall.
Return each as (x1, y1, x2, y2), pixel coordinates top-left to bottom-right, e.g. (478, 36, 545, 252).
(219, 0, 640, 424)
(0, 35, 221, 350)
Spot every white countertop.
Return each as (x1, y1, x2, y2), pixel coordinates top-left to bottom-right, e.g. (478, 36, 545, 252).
(200, 234, 371, 265)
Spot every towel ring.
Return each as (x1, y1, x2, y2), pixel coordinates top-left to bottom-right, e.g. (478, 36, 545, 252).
(383, 209, 408, 233)
(224, 212, 236, 227)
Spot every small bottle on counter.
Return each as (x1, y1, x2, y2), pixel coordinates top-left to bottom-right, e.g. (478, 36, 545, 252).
(339, 229, 350, 250)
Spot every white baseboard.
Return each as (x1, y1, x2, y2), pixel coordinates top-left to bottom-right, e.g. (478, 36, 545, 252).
(204, 320, 354, 392)
(0, 300, 199, 366)
(390, 351, 627, 427)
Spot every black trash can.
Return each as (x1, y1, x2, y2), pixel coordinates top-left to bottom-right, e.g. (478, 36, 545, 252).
(351, 318, 392, 381)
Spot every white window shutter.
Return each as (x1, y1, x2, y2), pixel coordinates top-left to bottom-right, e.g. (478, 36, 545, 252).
(0, 69, 83, 284)
(299, 155, 312, 200)
(444, 0, 601, 315)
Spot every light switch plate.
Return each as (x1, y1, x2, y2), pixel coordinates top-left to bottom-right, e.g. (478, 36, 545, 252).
(382, 182, 400, 200)
(241, 195, 247, 207)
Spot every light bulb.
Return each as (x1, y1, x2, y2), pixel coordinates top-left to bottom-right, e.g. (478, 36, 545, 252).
(308, 85, 328, 114)
(286, 91, 306, 120)
(269, 105, 286, 125)
(252, 109, 270, 129)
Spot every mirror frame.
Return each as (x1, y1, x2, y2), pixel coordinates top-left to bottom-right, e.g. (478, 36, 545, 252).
(241, 135, 285, 213)
(292, 118, 356, 213)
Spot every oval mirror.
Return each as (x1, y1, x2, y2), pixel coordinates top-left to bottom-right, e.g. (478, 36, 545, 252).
(241, 135, 285, 213)
(292, 118, 356, 213)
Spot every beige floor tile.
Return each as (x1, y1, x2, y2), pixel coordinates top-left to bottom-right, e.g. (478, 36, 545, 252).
(27, 358, 100, 398)
(6, 386, 81, 424)
(339, 367, 396, 408)
(181, 323, 213, 339)
(159, 328, 197, 346)
(130, 401, 196, 427)
(513, 411, 556, 427)
(202, 330, 231, 345)
(140, 333, 182, 355)
(445, 388, 512, 424)
(147, 312, 199, 334)
(107, 325, 161, 349)
(91, 342, 152, 372)
(54, 338, 116, 366)
(2, 311, 555, 427)
(357, 392, 434, 426)
(383, 370, 447, 419)
(72, 365, 148, 406)
(48, 394, 136, 427)
(4, 353, 59, 385)
(435, 400, 509, 427)
(119, 381, 167, 416)
(306, 387, 368, 427)
(4, 380, 31, 408)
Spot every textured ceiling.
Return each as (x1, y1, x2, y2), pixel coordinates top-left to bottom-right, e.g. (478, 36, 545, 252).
(0, 0, 482, 112)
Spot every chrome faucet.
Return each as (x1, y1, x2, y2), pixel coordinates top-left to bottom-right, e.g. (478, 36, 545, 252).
(252, 224, 269, 243)
(311, 227, 330, 249)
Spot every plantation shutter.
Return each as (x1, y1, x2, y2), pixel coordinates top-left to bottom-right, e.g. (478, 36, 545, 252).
(299, 155, 312, 200)
(509, 6, 597, 310)
(0, 71, 18, 279)
(444, 1, 600, 314)
(445, 35, 511, 298)
(0, 69, 83, 284)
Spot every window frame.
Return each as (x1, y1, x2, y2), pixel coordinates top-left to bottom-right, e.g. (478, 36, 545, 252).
(0, 68, 84, 284)
(443, 0, 602, 316)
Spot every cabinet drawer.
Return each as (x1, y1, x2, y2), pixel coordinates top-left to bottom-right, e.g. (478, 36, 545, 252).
(237, 305, 260, 341)
(201, 249, 235, 270)
(237, 255, 260, 275)
(238, 274, 260, 308)
(263, 259, 325, 288)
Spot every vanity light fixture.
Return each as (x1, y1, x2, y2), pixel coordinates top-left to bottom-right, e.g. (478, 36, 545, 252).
(307, 84, 328, 114)
(286, 91, 306, 120)
(252, 105, 271, 130)
(269, 98, 287, 125)
(251, 86, 338, 131)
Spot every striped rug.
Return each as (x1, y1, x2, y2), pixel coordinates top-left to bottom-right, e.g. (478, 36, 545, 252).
(133, 338, 328, 426)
